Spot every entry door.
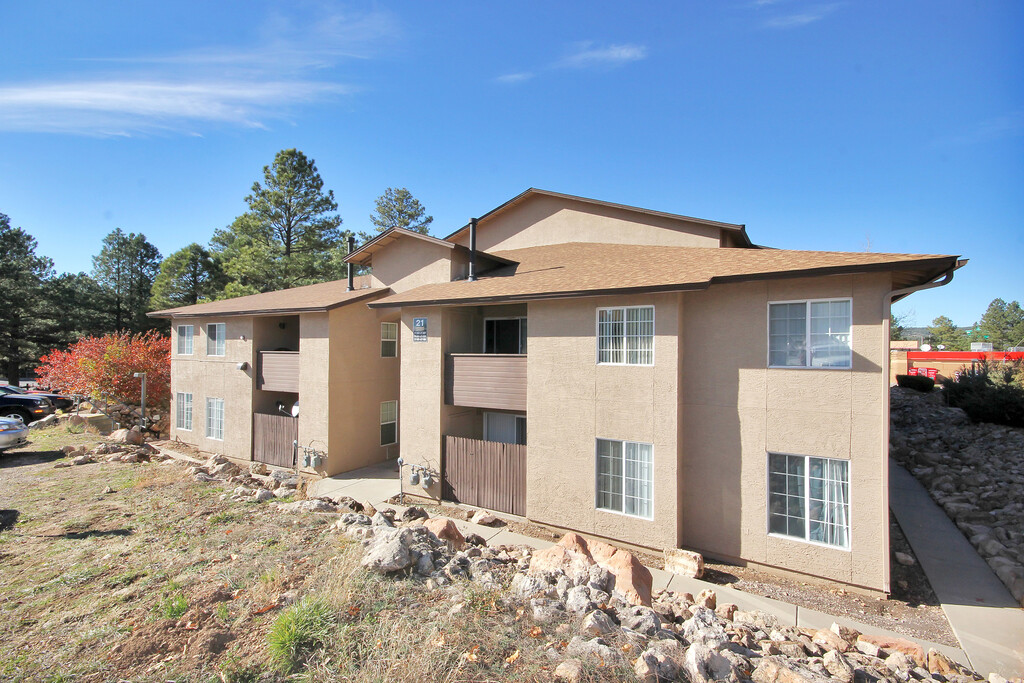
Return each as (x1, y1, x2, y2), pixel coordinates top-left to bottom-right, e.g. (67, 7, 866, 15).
(484, 412, 526, 445)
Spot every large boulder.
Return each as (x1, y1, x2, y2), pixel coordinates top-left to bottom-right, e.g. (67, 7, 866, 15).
(361, 533, 413, 573)
(528, 532, 653, 606)
(109, 428, 144, 445)
(421, 517, 465, 549)
(751, 656, 833, 683)
(565, 636, 626, 668)
(664, 547, 704, 578)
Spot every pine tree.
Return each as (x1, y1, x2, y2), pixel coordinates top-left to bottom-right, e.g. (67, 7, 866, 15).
(364, 187, 433, 241)
(0, 214, 54, 383)
(92, 228, 162, 332)
(150, 243, 226, 310)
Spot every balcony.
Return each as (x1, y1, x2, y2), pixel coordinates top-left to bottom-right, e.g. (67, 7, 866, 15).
(258, 351, 300, 393)
(445, 353, 526, 411)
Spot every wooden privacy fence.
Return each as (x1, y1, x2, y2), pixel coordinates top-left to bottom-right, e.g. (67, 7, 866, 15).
(442, 435, 526, 516)
(253, 412, 296, 468)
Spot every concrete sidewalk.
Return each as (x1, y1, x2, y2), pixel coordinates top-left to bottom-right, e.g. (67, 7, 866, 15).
(890, 460, 1024, 678)
(305, 460, 966, 664)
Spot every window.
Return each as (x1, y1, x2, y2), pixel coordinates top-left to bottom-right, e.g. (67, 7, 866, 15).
(597, 306, 654, 365)
(175, 392, 192, 431)
(484, 317, 527, 354)
(205, 397, 224, 440)
(768, 299, 851, 368)
(177, 325, 194, 355)
(596, 438, 653, 519)
(206, 323, 226, 356)
(381, 322, 398, 358)
(768, 453, 850, 549)
(380, 400, 397, 446)
(483, 412, 526, 445)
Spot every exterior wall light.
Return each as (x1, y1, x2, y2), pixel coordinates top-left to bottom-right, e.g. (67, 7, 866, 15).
(237, 361, 249, 371)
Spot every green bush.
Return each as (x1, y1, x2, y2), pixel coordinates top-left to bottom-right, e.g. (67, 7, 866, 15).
(942, 362, 1024, 428)
(153, 593, 188, 620)
(896, 374, 935, 392)
(267, 596, 336, 672)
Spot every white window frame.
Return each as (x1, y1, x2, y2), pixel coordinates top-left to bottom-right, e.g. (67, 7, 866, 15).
(176, 325, 194, 355)
(595, 438, 654, 520)
(766, 452, 851, 551)
(380, 400, 397, 446)
(767, 298, 852, 369)
(595, 305, 655, 366)
(206, 322, 226, 357)
(381, 322, 398, 358)
(175, 392, 192, 431)
(205, 397, 224, 440)
(482, 317, 527, 354)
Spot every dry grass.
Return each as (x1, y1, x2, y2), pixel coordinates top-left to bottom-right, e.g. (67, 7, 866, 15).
(0, 428, 631, 682)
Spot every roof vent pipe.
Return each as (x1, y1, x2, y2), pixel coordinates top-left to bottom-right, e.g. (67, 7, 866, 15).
(468, 218, 478, 282)
(346, 235, 355, 291)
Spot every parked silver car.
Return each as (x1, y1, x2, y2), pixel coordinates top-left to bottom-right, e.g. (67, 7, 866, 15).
(0, 415, 29, 452)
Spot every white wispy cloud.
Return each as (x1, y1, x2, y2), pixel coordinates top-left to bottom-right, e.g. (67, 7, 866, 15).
(495, 41, 647, 85)
(495, 72, 535, 84)
(0, 9, 396, 136)
(762, 3, 840, 29)
(556, 42, 648, 69)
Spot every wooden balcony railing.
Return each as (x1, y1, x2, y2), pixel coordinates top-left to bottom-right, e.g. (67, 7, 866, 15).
(258, 350, 299, 393)
(445, 353, 526, 411)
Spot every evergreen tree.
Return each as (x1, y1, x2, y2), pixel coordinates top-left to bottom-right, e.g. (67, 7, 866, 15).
(925, 315, 968, 351)
(975, 298, 1024, 351)
(150, 243, 226, 310)
(362, 187, 433, 242)
(91, 228, 162, 332)
(0, 214, 54, 383)
(212, 149, 348, 294)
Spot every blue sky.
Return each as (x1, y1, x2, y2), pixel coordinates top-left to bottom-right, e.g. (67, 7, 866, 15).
(0, 1, 1020, 327)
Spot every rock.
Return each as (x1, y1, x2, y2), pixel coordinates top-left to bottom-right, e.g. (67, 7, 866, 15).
(339, 512, 372, 527)
(400, 506, 428, 522)
(470, 509, 499, 525)
(565, 636, 626, 668)
(637, 639, 688, 681)
(884, 651, 916, 674)
(372, 512, 395, 528)
(664, 547, 705, 578)
(752, 656, 833, 683)
(618, 605, 661, 636)
(927, 648, 963, 677)
(716, 602, 738, 621)
(273, 487, 297, 499)
(695, 588, 717, 610)
(685, 641, 736, 683)
(858, 635, 925, 667)
(682, 607, 728, 647)
(894, 551, 916, 566)
(361, 532, 413, 573)
(855, 639, 882, 658)
(830, 622, 861, 644)
(29, 414, 58, 429)
(233, 485, 252, 498)
(530, 598, 565, 623)
(510, 573, 549, 600)
(210, 461, 240, 478)
(248, 461, 268, 475)
(253, 489, 275, 503)
(565, 586, 596, 615)
(553, 659, 585, 683)
(421, 517, 465, 549)
(580, 609, 617, 636)
(823, 650, 855, 683)
(464, 532, 487, 546)
(109, 428, 144, 445)
(71, 455, 94, 465)
(362, 502, 377, 517)
(276, 500, 335, 513)
(812, 627, 852, 653)
(528, 532, 653, 606)
(53, 461, 71, 468)
(101, 486, 114, 494)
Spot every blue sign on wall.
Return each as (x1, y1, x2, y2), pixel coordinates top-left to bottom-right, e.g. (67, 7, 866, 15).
(413, 317, 427, 342)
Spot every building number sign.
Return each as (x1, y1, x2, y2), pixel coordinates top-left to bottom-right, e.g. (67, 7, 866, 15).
(413, 317, 427, 342)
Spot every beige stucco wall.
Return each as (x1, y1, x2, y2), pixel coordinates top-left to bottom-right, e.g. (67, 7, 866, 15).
(296, 313, 330, 473)
(525, 293, 682, 550)
(398, 306, 446, 498)
(169, 317, 256, 461)
(322, 303, 402, 476)
(679, 273, 892, 593)
(369, 238, 453, 293)
(451, 194, 724, 253)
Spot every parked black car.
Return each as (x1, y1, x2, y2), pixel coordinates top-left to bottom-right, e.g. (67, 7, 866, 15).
(0, 384, 75, 411)
(0, 388, 54, 424)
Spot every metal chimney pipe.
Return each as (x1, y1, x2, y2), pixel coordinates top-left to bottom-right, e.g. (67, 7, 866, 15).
(346, 235, 355, 291)
(468, 218, 478, 282)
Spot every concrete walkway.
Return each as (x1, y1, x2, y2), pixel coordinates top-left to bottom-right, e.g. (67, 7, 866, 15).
(305, 461, 966, 664)
(890, 461, 1024, 678)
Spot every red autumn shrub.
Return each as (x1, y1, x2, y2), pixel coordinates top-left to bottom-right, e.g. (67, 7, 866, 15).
(36, 331, 170, 408)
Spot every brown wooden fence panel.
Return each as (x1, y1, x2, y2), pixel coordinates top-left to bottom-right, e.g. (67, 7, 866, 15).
(253, 412, 296, 468)
(442, 435, 526, 516)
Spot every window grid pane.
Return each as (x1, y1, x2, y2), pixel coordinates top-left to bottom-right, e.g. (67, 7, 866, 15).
(598, 307, 652, 365)
(808, 300, 852, 368)
(207, 323, 225, 356)
(177, 326, 193, 355)
(768, 453, 849, 548)
(205, 398, 224, 440)
(597, 438, 652, 518)
(175, 392, 192, 431)
(768, 303, 806, 367)
(380, 400, 397, 424)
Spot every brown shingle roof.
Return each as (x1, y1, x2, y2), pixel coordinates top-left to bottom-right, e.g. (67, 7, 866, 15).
(368, 243, 961, 308)
(148, 275, 385, 318)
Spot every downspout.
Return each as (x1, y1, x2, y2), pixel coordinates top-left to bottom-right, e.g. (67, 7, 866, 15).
(346, 235, 355, 291)
(879, 259, 965, 594)
(468, 218, 478, 282)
